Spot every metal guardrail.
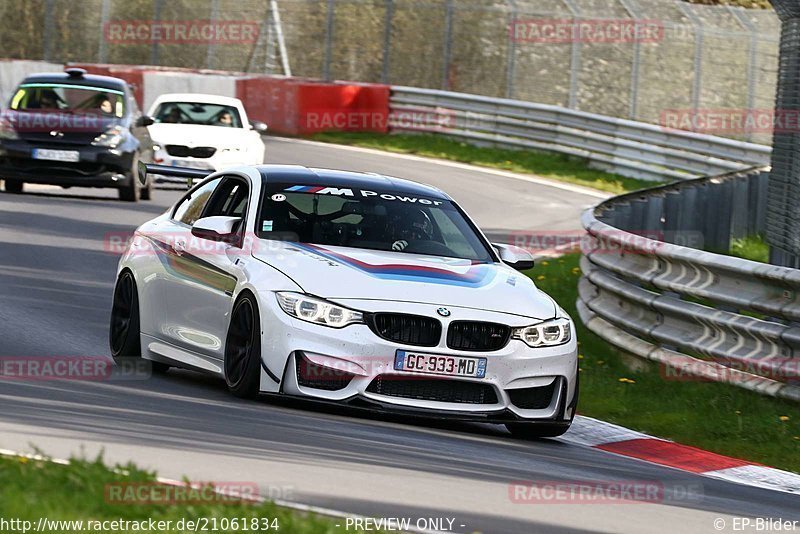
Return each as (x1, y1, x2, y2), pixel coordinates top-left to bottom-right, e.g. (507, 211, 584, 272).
(388, 86, 772, 183)
(578, 167, 800, 401)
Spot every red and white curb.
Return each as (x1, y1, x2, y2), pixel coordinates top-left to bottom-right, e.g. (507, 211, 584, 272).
(563, 415, 800, 495)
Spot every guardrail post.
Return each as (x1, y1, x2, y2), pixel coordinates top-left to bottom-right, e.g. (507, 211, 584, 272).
(663, 191, 682, 244)
(731, 175, 750, 240)
(644, 194, 664, 233)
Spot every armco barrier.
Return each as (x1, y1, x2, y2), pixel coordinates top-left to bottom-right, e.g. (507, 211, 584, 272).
(578, 167, 800, 401)
(388, 86, 772, 182)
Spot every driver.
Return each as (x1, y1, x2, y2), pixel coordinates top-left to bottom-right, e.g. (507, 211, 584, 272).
(162, 106, 182, 123)
(390, 208, 434, 252)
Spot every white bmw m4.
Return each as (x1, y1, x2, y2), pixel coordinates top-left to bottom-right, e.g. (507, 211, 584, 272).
(110, 163, 578, 437)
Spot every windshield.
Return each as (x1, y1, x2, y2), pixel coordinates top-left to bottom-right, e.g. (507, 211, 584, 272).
(153, 101, 243, 128)
(10, 83, 125, 117)
(257, 183, 493, 262)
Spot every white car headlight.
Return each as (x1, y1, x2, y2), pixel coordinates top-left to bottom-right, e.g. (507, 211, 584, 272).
(91, 125, 126, 148)
(276, 292, 363, 328)
(512, 318, 571, 347)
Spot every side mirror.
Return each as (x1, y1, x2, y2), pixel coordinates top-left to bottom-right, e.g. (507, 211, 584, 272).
(250, 120, 268, 134)
(494, 243, 535, 271)
(135, 115, 155, 127)
(137, 160, 148, 186)
(191, 216, 241, 242)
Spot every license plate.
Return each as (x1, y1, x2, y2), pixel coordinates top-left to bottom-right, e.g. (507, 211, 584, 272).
(32, 149, 80, 162)
(394, 350, 487, 378)
(172, 159, 211, 169)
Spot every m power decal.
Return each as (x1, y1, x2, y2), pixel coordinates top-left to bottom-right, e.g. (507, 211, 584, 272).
(284, 185, 444, 205)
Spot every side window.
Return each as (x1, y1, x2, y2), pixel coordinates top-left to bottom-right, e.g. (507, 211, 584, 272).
(202, 177, 249, 219)
(173, 178, 222, 226)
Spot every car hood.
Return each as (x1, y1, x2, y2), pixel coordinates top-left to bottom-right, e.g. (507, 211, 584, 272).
(147, 123, 252, 146)
(252, 242, 556, 320)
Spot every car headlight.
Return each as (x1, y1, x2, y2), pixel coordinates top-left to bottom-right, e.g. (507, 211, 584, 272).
(276, 292, 363, 328)
(0, 116, 19, 140)
(512, 318, 571, 347)
(91, 125, 126, 148)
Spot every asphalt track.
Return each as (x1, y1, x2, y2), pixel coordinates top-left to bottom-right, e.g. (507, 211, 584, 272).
(0, 137, 797, 533)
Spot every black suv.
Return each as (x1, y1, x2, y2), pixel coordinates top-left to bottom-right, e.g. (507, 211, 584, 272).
(0, 68, 155, 201)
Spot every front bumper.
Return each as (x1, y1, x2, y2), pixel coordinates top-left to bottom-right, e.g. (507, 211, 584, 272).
(259, 296, 578, 422)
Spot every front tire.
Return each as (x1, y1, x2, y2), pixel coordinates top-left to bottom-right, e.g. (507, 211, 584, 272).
(224, 293, 263, 399)
(118, 177, 140, 202)
(109, 271, 169, 373)
(4, 180, 23, 194)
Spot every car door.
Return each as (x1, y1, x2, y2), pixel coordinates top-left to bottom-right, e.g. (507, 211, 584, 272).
(163, 175, 250, 360)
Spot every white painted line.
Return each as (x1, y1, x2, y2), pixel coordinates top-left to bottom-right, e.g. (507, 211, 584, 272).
(272, 137, 611, 200)
(704, 465, 800, 495)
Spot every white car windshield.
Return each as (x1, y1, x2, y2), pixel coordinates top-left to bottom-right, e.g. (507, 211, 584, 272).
(257, 183, 493, 262)
(153, 101, 243, 128)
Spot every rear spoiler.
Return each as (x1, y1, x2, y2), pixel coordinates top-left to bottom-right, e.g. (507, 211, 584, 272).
(137, 162, 213, 188)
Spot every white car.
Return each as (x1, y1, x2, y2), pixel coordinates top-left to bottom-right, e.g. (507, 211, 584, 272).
(145, 93, 266, 183)
(110, 163, 579, 438)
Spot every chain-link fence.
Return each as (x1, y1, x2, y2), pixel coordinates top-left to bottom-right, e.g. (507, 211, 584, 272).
(0, 0, 780, 143)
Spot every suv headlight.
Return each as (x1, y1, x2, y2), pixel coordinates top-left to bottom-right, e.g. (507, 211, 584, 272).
(276, 292, 363, 328)
(0, 115, 19, 140)
(92, 125, 126, 148)
(512, 318, 571, 347)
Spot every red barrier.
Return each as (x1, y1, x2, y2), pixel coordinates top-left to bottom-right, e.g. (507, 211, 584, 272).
(67, 62, 391, 136)
(236, 76, 389, 136)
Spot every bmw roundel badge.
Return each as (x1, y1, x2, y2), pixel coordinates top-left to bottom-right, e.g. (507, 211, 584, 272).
(436, 307, 451, 317)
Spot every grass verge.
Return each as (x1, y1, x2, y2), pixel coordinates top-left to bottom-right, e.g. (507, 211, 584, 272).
(730, 234, 770, 263)
(310, 132, 661, 194)
(526, 253, 800, 473)
(0, 453, 365, 534)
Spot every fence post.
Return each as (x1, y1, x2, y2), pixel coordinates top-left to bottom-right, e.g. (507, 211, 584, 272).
(98, 0, 111, 63)
(677, 2, 704, 115)
(150, 0, 164, 66)
(381, 0, 394, 84)
(442, 0, 453, 90)
(563, 0, 582, 109)
(729, 7, 760, 143)
(206, 0, 220, 70)
(505, 1, 518, 99)
(323, 0, 334, 81)
(43, 0, 55, 61)
(619, 0, 642, 120)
